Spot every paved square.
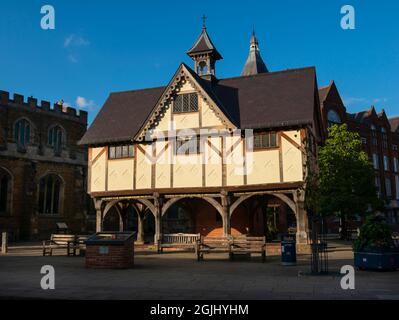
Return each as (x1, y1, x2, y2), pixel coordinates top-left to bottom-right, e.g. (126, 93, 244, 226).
(0, 243, 398, 300)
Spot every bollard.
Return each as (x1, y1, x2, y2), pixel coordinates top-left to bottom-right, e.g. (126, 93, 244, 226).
(1, 232, 8, 254)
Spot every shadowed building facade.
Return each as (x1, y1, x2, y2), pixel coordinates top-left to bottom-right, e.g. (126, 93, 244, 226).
(319, 82, 399, 230)
(80, 26, 324, 252)
(0, 92, 90, 240)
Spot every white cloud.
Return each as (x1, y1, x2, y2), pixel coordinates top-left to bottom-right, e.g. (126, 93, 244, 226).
(343, 97, 389, 107)
(76, 96, 96, 110)
(68, 54, 78, 63)
(64, 34, 90, 48)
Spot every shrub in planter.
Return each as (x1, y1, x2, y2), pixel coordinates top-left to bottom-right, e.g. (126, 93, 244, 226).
(353, 216, 399, 271)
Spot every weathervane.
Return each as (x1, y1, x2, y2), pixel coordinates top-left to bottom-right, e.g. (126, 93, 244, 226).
(202, 15, 207, 29)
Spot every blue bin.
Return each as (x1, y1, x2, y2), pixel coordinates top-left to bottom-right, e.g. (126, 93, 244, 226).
(281, 240, 297, 266)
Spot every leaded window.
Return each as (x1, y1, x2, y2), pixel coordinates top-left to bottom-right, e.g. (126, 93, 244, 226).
(108, 145, 134, 159)
(173, 93, 198, 113)
(254, 132, 278, 150)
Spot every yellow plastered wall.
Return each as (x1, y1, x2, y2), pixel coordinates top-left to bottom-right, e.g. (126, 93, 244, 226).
(226, 136, 245, 186)
(155, 140, 171, 188)
(173, 154, 202, 188)
(246, 150, 280, 185)
(205, 136, 222, 187)
(90, 147, 107, 192)
(201, 100, 223, 128)
(282, 130, 303, 182)
(136, 145, 152, 189)
(107, 159, 134, 191)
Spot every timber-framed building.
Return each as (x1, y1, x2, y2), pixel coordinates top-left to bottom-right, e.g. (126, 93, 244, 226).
(79, 26, 324, 251)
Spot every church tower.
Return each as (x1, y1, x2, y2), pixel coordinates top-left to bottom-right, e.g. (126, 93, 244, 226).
(187, 17, 223, 80)
(241, 31, 269, 76)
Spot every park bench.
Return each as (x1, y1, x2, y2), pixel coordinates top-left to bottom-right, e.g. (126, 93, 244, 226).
(158, 233, 200, 253)
(195, 236, 232, 261)
(67, 235, 90, 256)
(230, 236, 267, 262)
(42, 234, 76, 256)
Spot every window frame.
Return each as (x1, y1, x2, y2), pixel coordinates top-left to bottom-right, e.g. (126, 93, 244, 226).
(173, 93, 199, 114)
(108, 144, 135, 160)
(14, 118, 32, 150)
(38, 174, 62, 216)
(253, 132, 279, 151)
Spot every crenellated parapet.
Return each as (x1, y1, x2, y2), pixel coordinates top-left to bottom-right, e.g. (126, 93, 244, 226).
(0, 90, 88, 124)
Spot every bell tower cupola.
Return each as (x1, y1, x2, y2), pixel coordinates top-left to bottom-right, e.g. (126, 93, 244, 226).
(187, 16, 223, 79)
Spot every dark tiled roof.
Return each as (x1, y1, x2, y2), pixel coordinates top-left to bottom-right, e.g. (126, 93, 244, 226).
(79, 65, 317, 145)
(318, 86, 329, 103)
(79, 86, 165, 145)
(389, 117, 399, 132)
(187, 29, 222, 60)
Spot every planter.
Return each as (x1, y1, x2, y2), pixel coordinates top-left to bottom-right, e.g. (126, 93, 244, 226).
(354, 251, 399, 271)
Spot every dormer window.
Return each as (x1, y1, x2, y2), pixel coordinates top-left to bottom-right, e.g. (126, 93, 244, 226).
(173, 93, 198, 113)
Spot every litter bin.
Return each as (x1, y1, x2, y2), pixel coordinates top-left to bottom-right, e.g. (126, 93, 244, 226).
(281, 240, 297, 266)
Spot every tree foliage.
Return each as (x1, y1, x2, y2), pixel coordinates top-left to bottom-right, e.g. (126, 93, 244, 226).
(316, 124, 383, 221)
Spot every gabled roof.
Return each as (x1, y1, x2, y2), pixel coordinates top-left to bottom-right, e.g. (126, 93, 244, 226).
(79, 65, 319, 145)
(187, 28, 222, 60)
(389, 117, 399, 132)
(318, 81, 343, 106)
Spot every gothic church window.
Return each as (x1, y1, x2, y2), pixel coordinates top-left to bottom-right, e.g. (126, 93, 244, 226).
(0, 168, 11, 215)
(14, 118, 31, 149)
(38, 174, 62, 215)
(48, 126, 65, 155)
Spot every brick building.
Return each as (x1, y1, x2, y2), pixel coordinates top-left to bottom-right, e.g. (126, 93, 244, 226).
(0, 91, 91, 240)
(319, 81, 399, 229)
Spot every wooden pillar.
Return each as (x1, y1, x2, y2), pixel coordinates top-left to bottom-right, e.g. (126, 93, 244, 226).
(94, 199, 103, 233)
(153, 193, 163, 252)
(1, 232, 8, 254)
(135, 203, 145, 245)
(137, 215, 144, 244)
(294, 190, 309, 252)
(221, 190, 231, 237)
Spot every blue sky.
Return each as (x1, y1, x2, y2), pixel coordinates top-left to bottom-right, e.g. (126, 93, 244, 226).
(1, 0, 398, 124)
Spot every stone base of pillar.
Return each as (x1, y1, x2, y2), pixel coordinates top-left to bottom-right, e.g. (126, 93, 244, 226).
(135, 240, 145, 245)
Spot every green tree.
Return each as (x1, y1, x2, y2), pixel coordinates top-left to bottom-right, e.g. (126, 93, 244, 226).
(316, 124, 383, 239)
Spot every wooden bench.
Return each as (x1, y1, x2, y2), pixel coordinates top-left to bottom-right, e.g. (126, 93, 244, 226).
(43, 234, 76, 256)
(67, 235, 90, 256)
(230, 236, 266, 262)
(196, 237, 232, 261)
(158, 233, 200, 253)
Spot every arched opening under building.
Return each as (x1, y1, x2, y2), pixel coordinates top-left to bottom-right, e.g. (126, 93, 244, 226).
(162, 198, 223, 237)
(103, 206, 122, 232)
(124, 203, 155, 243)
(230, 194, 297, 241)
